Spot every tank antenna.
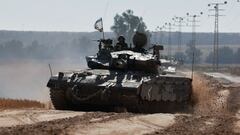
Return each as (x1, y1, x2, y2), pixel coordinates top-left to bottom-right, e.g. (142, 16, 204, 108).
(102, 1, 109, 39)
(101, 18, 105, 39)
(48, 64, 53, 77)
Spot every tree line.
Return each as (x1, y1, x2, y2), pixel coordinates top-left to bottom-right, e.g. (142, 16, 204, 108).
(0, 37, 239, 64)
(175, 42, 240, 64)
(0, 36, 97, 60)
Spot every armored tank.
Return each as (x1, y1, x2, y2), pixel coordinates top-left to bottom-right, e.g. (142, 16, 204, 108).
(47, 32, 192, 113)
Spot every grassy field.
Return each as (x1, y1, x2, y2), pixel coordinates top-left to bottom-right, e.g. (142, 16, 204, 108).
(0, 98, 45, 109)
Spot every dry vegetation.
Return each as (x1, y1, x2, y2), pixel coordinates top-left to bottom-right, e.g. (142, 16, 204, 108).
(191, 73, 229, 115)
(0, 98, 45, 109)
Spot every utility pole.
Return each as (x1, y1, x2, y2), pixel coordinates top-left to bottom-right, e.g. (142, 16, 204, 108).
(208, 1, 227, 71)
(186, 12, 203, 79)
(158, 26, 165, 45)
(172, 17, 186, 52)
(186, 12, 203, 54)
(155, 26, 160, 44)
(165, 23, 173, 58)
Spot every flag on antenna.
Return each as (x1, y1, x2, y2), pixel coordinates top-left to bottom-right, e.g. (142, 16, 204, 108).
(94, 18, 103, 32)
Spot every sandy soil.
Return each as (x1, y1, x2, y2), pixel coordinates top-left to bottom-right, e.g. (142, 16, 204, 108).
(70, 113, 176, 135)
(0, 109, 85, 127)
(0, 110, 176, 135)
(0, 72, 240, 135)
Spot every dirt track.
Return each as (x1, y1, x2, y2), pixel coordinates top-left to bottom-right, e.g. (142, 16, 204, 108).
(0, 110, 176, 135)
(0, 72, 240, 135)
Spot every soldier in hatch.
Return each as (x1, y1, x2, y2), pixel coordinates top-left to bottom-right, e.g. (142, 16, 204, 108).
(114, 35, 128, 51)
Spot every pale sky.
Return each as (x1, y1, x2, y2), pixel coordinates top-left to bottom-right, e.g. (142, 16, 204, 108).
(0, 0, 239, 32)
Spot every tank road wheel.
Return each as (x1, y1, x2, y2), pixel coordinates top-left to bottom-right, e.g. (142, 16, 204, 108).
(50, 89, 72, 110)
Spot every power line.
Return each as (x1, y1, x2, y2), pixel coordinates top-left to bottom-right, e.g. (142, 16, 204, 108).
(186, 12, 203, 52)
(186, 12, 203, 79)
(164, 22, 174, 57)
(153, 28, 158, 44)
(172, 16, 187, 52)
(208, 1, 227, 71)
(154, 25, 166, 44)
(156, 26, 165, 44)
(159, 26, 165, 45)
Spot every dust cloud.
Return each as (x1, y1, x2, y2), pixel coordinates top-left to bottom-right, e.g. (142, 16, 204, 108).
(0, 32, 98, 102)
(0, 58, 87, 102)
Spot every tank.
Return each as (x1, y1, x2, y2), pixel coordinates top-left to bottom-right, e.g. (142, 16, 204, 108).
(47, 32, 192, 113)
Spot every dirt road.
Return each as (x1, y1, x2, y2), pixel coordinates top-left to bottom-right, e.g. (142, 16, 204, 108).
(0, 72, 240, 135)
(204, 72, 240, 84)
(0, 109, 176, 135)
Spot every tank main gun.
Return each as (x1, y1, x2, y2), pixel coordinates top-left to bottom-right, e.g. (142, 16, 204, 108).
(87, 32, 165, 73)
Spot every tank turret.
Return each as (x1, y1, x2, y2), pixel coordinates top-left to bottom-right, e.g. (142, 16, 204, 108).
(86, 32, 163, 73)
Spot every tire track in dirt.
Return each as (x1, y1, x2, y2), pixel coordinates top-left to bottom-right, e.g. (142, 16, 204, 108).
(70, 113, 175, 135)
(0, 109, 86, 127)
(0, 112, 135, 135)
(0, 110, 178, 135)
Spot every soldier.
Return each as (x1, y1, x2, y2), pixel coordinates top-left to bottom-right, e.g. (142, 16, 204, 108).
(115, 35, 128, 51)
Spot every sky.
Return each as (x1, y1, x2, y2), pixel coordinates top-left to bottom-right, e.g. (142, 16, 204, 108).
(0, 0, 240, 32)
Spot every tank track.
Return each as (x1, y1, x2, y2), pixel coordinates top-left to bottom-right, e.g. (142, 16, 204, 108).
(50, 89, 72, 110)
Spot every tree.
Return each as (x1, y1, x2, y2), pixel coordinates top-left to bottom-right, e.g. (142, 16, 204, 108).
(206, 46, 234, 64)
(185, 40, 202, 64)
(26, 40, 51, 59)
(205, 52, 213, 64)
(235, 48, 240, 64)
(174, 52, 186, 62)
(111, 9, 147, 42)
(219, 47, 234, 64)
(1, 40, 25, 58)
(70, 36, 96, 55)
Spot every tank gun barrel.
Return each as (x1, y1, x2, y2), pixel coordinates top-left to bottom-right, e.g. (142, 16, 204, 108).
(148, 45, 164, 60)
(148, 44, 164, 50)
(92, 39, 101, 42)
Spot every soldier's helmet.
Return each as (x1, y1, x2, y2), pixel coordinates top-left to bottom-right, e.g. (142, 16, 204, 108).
(118, 35, 125, 42)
